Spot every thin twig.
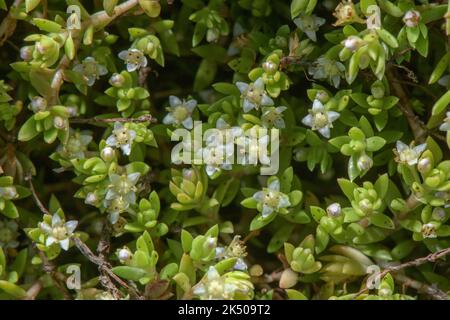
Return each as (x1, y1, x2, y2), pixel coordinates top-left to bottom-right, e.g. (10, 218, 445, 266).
(38, 251, 72, 299)
(49, 0, 140, 104)
(70, 114, 156, 125)
(355, 246, 450, 299)
(387, 67, 428, 143)
(394, 273, 448, 300)
(26, 174, 50, 215)
(97, 222, 122, 300)
(0, 0, 22, 47)
(24, 281, 43, 300)
(72, 237, 144, 300)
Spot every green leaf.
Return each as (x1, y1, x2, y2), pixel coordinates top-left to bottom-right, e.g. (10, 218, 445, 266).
(310, 206, 326, 223)
(18, 117, 39, 141)
(370, 213, 395, 229)
(432, 90, 450, 116)
(26, 0, 41, 12)
(0, 281, 27, 299)
(181, 230, 193, 253)
(212, 82, 240, 96)
(366, 136, 386, 152)
(32, 18, 62, 33)
(338, 178, 357, 200)
(429, 52, 450, 84)
(290, 0, 308, 19)
(192, 45, 227, 63)
(112, 266, 147, 281)
(193, 59, 217, 91)
(2, 201, 18, 218)
(374, 174, 389, 198)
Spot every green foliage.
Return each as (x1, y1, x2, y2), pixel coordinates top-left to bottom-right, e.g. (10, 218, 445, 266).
(0, 0, 448, 301)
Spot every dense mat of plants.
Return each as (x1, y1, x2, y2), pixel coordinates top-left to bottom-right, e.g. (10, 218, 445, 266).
(0, 0, 449, 300)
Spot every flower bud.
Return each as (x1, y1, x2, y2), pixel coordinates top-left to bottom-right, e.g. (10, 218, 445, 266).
(206, 28, 220, 42)
(370, 81, 385, 99)
(417, 157, 432, 173)
(403, 10, 420, 28)
(85, 192, 98, 206)
(30, 96, 47, 113)
(0, 186, 18, 200)
(118, 247, 132, 261)
(279, 268, 298, 289)
(359, 199, 373, 213)
(53, 116, 67, 129)
(101, 146, 115, 161)
(432, 208, 446, 221)
(327, 202, 341, 217)
(357, 154, 373, 171)
(109, 73, 125, 87)
(262, 61, 278, 74)
(20, 46, 33, 61)
(343, 36, 362, 52)
(315, 91, 330, 103)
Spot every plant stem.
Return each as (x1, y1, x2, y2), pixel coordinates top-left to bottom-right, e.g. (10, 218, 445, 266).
(387, 67, 428, 143)
(70, 114, 156, 125)
(72, 237, 144, 300)
(355, 246, 450, 300)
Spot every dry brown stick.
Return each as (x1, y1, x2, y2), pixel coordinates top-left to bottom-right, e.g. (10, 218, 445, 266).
(0, 0, 22, 47)
(72, 237, 144, 300)
(394, 273, 448, 300)
(26, 174, 50, 215)
(70, 114, 156, 125)
(27, 174, 141, 299)
(49, 0, 140, 104)
(355, 246, 450, 299)
(387, 67, 428, 143)
(38, 251, 72, 299)
(24, 281, 43, 300)
(96, 222, 122, 300)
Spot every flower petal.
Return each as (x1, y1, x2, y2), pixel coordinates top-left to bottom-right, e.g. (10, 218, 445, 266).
(169, 95, 182, 107)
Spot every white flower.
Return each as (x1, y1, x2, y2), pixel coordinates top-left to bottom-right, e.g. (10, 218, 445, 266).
(39, 213, 78, 251)
(293, 14, 326, 42)
(308, 57, 345, 88)
(85, 192, 99, 206)
(403, 10, 421, 28)
(262, 106, 287, 128)
(439, 112, 450, 132)
(105, 172, 140, 205)
(301, 100, 340, 138)
(56, 129, 92, 159)
(118, 49, 147, 72)
(106, 197, 130, 224)
(215, 236, 248, 271)
(192, 267, 238, 300)
(163, 95, 197, 129)
(236, 133, 271, 165)
(236, 78, 274, 112)
(199, 143, 233, 177)
(421, 223, 437, 239)
(72, 57, 108, 86)
(357, 154, 373, 171)
(106, 122, 136, 156)
(253, 178, 291, 218)
(394, 141, 427, 166)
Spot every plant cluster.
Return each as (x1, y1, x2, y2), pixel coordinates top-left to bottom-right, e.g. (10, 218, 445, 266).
(0, 0, 449, 300)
